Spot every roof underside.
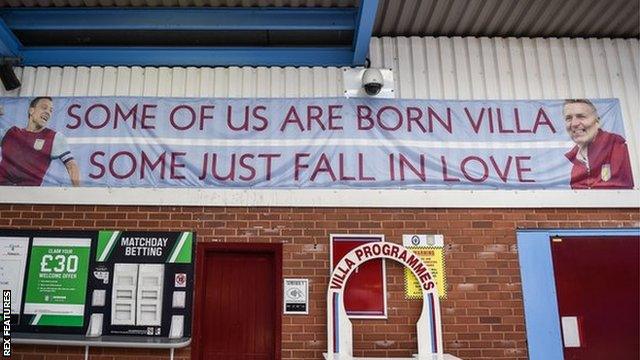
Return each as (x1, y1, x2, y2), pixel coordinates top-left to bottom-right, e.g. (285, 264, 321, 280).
(0, 0, 637, 68)
(2, 0, 639, 39)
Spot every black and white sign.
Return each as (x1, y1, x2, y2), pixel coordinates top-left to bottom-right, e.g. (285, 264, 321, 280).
(283, 279, 308, 315)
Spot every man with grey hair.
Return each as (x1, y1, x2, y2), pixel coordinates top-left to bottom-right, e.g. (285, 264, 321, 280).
(563, 98, 633, 189)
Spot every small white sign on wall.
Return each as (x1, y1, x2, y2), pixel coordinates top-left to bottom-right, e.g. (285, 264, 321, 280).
(284, 278, 309, 315)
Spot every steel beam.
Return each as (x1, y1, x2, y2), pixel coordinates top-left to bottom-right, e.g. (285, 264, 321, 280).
(0, 8, 356, 31)
(0, 18, 20, 56)
(352, 0, 379, 65)
(20, 46, 355, 67)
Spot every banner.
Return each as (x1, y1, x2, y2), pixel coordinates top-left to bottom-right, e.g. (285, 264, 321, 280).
(0, 97, 634, 189)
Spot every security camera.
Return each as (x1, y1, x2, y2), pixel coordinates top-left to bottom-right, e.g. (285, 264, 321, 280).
(362, 68, 383, 96)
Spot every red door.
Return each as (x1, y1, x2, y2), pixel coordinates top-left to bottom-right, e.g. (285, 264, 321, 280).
(331, 236, 386, 317)
(193, 243, 282, 360)
(551, 236, 639, 360)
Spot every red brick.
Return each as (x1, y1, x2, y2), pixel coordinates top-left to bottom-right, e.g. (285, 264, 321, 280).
(5, 205, 637, 360)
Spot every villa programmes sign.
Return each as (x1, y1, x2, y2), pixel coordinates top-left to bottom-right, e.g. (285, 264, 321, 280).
(0, 97, 634, 189)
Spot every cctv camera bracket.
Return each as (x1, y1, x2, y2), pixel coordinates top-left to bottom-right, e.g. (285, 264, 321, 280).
(0, 56, 23, 91)
(342, 67, 395, 98)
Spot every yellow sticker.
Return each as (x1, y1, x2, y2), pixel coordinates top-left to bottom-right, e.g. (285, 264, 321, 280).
(404, 247, 447, 299)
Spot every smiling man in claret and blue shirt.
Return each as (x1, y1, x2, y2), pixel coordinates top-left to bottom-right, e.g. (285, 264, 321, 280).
(563, 98, 634, 189)
(0, 97, 80, 187)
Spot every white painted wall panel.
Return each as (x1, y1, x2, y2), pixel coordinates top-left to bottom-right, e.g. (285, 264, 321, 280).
(425, 37, 443, 99)
(452, 37, 471, 100)
(439, 37, 457, 99)
(409, 37, 428, 99)
(88, 67, 105, 96)
(467, 37, 485, 99)
(1, 36, 638, 207)
(495, 38, 515, 100)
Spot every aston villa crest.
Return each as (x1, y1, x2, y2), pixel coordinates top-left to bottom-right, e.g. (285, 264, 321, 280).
(33, 138, 45, 151)
(601, 164, 611, 182)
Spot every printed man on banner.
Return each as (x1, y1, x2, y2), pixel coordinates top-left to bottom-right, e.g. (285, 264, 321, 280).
(563, 99, 634, 189)
(0, 97, 80, 186)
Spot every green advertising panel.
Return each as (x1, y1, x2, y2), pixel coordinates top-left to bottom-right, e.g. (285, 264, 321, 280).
(23, 237, 91, 327)
(1, 229, 194, 345)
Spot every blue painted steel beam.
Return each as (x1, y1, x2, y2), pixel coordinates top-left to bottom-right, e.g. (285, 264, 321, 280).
(0, 8, 356, 31)
(0, 17, 21, 56)
(20, 46, 355, 67)
(352, 0, 379, 65)
(517, 231, 564, 360)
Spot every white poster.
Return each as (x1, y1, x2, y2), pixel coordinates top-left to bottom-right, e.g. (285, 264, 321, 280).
(284, 278, 309, 315)
(0, 237, 29, 314)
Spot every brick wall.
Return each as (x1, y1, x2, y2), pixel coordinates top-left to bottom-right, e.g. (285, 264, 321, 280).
(5, 205, 639, 360)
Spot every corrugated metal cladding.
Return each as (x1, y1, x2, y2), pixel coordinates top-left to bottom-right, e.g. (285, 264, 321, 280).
(3, 37, 638, 123)
(373, 0, 640, 38)
(1, 36, 638, 163)
(1, 0, 357, 7)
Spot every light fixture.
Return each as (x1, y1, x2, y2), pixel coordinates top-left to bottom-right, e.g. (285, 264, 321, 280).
(0, 57, 21, 91)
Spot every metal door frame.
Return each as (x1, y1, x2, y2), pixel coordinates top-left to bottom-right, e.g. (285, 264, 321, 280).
(192, 242, 283, 360)
(517, 228, 640, 360)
